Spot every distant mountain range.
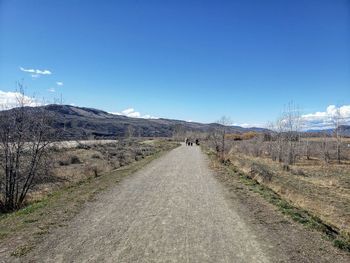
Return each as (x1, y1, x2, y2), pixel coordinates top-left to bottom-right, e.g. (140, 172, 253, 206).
(6, 105, 269, 139)
(306, 129, 333, 134)
(306, 125, 350, 137)
(4, 104, 348, 139)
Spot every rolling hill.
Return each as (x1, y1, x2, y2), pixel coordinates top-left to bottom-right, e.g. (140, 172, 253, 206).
(4, 104, 268, 140)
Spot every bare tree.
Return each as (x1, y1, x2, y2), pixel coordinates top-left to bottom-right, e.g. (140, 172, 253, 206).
(331, 107, 342, 164)
(274, 117, 285, 162)
(172, 124, 185, 141)
(305, 138, 311, 160)
(212, 116, 232, 161)
(208, 129, 221, 154)
(282, 102, 301, 165)
(125, 124, 135, 138)
(322, 132, 330, 163)
(265, 122, 275, 158)
(0, 85, 57, 211)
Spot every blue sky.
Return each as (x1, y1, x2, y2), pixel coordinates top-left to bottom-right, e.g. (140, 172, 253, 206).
(0, 0, 349, 127)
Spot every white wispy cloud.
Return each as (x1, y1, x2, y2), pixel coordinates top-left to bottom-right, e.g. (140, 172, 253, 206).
(232, 123, 263, 128)
(301, 105, 350, 130)
(56, 82, 63, 86)
(19, 67, 52, 76)
(48, 88, 56, 93)
(110, 108, 157, 119)
(0, 90, 41, 109)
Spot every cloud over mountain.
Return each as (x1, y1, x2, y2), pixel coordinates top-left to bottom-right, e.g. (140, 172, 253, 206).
(301, 105, 350, 129)
(0, 90, 41, 109)
(110, 108, 157, 119)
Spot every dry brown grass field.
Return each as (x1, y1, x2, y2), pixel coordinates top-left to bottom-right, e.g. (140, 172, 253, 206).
(226, 137, 350, 241)
(303, 137, 350, 143)
(24, 139, 176, 205)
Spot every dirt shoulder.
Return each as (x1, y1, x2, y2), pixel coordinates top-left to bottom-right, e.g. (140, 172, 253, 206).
(0, 140, 179, 261)
(207, 153, 350, 262)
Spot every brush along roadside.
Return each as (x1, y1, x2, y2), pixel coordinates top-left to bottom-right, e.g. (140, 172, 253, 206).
(204, 147, 350, 253)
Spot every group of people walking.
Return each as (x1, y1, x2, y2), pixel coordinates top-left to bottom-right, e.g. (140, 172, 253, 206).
(185, 138, 199, 146)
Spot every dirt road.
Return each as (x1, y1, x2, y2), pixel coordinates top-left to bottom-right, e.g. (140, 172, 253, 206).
(20, 144, 350, 262)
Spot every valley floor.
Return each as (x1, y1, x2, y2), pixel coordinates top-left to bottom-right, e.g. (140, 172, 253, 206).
(3, 144, 350, 262)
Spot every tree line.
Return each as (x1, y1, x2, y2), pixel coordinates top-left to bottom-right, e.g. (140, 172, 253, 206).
(204, 102, 348, 165)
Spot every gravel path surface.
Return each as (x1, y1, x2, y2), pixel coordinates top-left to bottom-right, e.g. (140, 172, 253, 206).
(22, 144, 270, 262)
